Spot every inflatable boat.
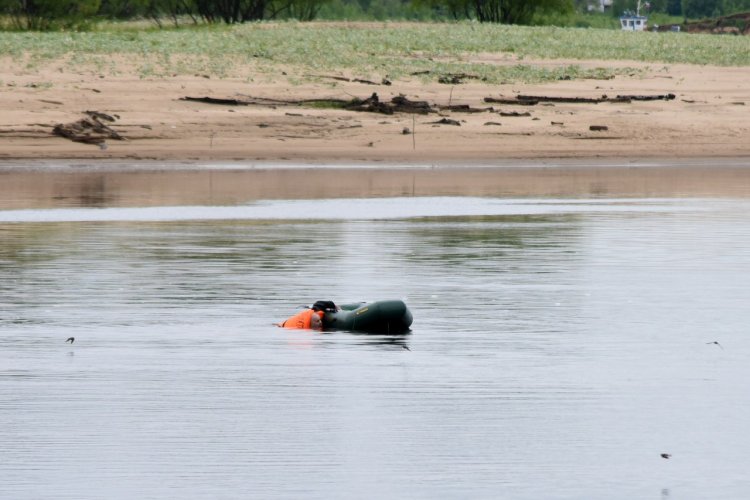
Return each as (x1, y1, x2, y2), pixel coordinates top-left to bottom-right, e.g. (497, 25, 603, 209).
(323, 300, 412, 334)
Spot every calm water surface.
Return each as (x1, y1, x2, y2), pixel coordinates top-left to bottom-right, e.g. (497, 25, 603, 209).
(2, 197, 750, 499)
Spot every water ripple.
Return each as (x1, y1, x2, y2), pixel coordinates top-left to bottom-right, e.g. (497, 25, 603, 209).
(2, 198, 750, 499)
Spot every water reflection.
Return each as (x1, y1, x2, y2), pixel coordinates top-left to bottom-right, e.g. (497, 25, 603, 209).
(64, 175, 113, 207)
(3, 198, 750, 499)
(3, 162, 750, 209)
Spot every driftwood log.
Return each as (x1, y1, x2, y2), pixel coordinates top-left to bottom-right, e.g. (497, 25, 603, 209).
(52, 112, 125, 144)
(181, 93, 437, 114)
(617, 93, 676, 101)
(180, 91, 675, 117)
(429, 118, 461, 126)
(180, 96, 248, 106)
(303, 74, 391, 86)
(486, 93, 675, 105)
(438, 104, 493, 113)
(484, 97, 538, 106)
(438, 73, 483, 84)
(517, 94, 617, 103)
(517, 93, 675, 103)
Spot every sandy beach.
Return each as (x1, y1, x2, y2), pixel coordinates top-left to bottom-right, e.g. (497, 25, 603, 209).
(1, 52, 749, 164)
(2, 35, 750, 207)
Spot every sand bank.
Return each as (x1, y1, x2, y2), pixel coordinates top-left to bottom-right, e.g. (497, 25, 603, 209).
(1, 54, 748, 164)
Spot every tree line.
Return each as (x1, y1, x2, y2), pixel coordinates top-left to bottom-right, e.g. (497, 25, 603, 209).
(0, 0, 323, 28)
(609, 0, 750, 17)
(1, 0, 749, 29)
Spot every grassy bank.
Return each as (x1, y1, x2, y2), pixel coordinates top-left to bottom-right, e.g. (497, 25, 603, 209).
(1, 22, 748, 84)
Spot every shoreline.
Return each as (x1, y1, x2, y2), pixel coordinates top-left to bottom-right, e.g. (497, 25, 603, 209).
(2, 24, 748, 201)
(2, 56, 749, 165)
(1, 155, 749, 171)
(3, 158, 750, 210)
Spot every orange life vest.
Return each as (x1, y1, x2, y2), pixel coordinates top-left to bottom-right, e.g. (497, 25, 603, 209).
(281, 309, 323, 329)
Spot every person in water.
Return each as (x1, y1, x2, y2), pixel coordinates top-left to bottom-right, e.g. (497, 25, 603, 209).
(277, 301, 338, 330)
(278, 308, 324, 330)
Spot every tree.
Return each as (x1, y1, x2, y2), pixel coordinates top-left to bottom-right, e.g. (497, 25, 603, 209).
(417, 0, 572, 23)
(194, 0, 267, 22)
(0, 0, 101, 30)
(611, 0, 644, 16)
(146, 0, 199, 27)
(98, 0, 150, 18)
(681, 0, 718, 17)
(278, 0, 326, 20)
(666, 0, 682, 15)
(722, 0, 750, 12)
(647, 0, 669, 12)
(192, 0, 329, 22)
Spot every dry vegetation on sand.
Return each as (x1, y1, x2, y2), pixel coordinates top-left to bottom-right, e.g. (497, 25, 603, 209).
(0, 22, 748, 163)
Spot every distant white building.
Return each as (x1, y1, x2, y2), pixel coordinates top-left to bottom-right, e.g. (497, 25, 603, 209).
(587, 0, 612, 12)
(620, 13, 648, 30)
(619, 0, 648, 31)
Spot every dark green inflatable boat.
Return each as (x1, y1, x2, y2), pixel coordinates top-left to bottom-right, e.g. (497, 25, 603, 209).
(322, 300, 413, 334)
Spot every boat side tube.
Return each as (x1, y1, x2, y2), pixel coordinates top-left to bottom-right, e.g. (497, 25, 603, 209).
(323, 300, 413, 334)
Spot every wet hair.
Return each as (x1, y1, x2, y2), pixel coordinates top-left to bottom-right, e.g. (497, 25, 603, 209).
(311, 300, 337, 312)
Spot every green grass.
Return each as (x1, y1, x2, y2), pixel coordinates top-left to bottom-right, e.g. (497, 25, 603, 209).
(1, 21, 748, 83)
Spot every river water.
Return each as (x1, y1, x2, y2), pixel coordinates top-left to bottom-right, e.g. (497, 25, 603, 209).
(2, 195, 750, 499)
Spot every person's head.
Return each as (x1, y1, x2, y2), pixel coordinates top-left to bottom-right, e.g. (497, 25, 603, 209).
(310, 310, 324, 330)
(312, 300, 337, 313)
